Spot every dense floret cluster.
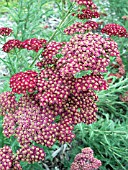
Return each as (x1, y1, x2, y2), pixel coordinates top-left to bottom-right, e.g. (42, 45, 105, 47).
(1, 31, 121, 164)
(0, 27, 12, 36)
(101, 23, 127, 37)
(64, 21, 99, 35)
(42, 41, 64, 59)
(0, 145, 45, 170)
(72, 0, 97, 9)
(10, 70, 38, 94)
(71, 0, 100, 19)
(2, 39, 22, 52)
(36, 41, 64, 68)
(70, 147, 102, 170)
(77, 8, 100, 19)
(1, 30, 121, 151)
(58, 33, 120, 76)
(2, 38, 47, 53)
(21, 38, 47, 52)
(0, 92, 17, 116)
(15, 146, 45, 163)
(0, 146, 13, 170)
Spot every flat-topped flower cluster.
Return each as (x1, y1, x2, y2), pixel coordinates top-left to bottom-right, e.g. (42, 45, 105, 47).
(71, 147, 102, 170)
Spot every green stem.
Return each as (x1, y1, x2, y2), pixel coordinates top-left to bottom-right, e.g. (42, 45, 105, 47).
(8, 54, 16, 75)
(29, 49, 44, 68)
(61, 0, 65, 19)
(86, 128, 128, 134)
(48, 2, 74, 43)
(29, 3, 74, 68)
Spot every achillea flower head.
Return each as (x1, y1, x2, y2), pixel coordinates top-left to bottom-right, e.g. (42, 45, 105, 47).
(64, 21, 98, 35)
(36, 57, 58, 68)
(2, 39, 21, 52)
(101, 23, 127, 37)
(71, 147, 102, 170)
(3, 104, 57, 147)
(75, 74, 108, 91)
(75, 8, 100, 20)
(72, 0, 98, 9)
(57, 119, 75, 143)
(3, 113, 16, 138)
(42, 41, 64, 59)
(10, 70, 38, 94)
(0, 27, 12, 36)
(0, 92, 17, 116)
(0, 146, 13, 170)
(36, 67, 70, 107)
(62, 90, 98, 125)
(11, 161, 22, 170)
(57, 33, 119, 76)
(21, 38, 47, 52)
(15, 146, 45, 163)
(81, 8, 100, 19)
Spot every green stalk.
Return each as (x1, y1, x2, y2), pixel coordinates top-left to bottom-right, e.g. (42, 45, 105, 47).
(29, 3, 74, 68)
(48, 3, 74, 43)
(61, 0, 65, 19)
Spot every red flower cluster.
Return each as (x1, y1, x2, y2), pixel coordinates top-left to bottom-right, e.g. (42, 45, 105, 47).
(1, 31, 120, 150)
(15, 146, 45, 163)
(71, 0, 100, 19)
(0, 146, 13, 170)
(10, 70, 38, 94)
(0, 92, 17, 116)
(0, 0, 127, 167)
(0, 146, 22, 170)
(72, 0, 98, 9)
(71, 147, 102, 170)
(2, 39, 22, 52)
(101, 23, 127, 37)
(58, 33, 119, 76)
(77, 8, 100, 19)
(21, 38, 47, 52)
(42, 41, 64, 59)
(0, 27, 12, 36)
(36, 41, 64, 68)
(64, 21, 99, 35)
(0, 145, 45, 170)
(2, 38, 47, 53)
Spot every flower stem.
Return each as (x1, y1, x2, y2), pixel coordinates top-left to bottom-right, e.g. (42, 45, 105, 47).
(29, 3, 74, 68)
(48, 3, 74, 43)
(61, 0, 65, 19)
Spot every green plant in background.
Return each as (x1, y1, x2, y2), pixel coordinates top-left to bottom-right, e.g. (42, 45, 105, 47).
(0, 0, 128, 169)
